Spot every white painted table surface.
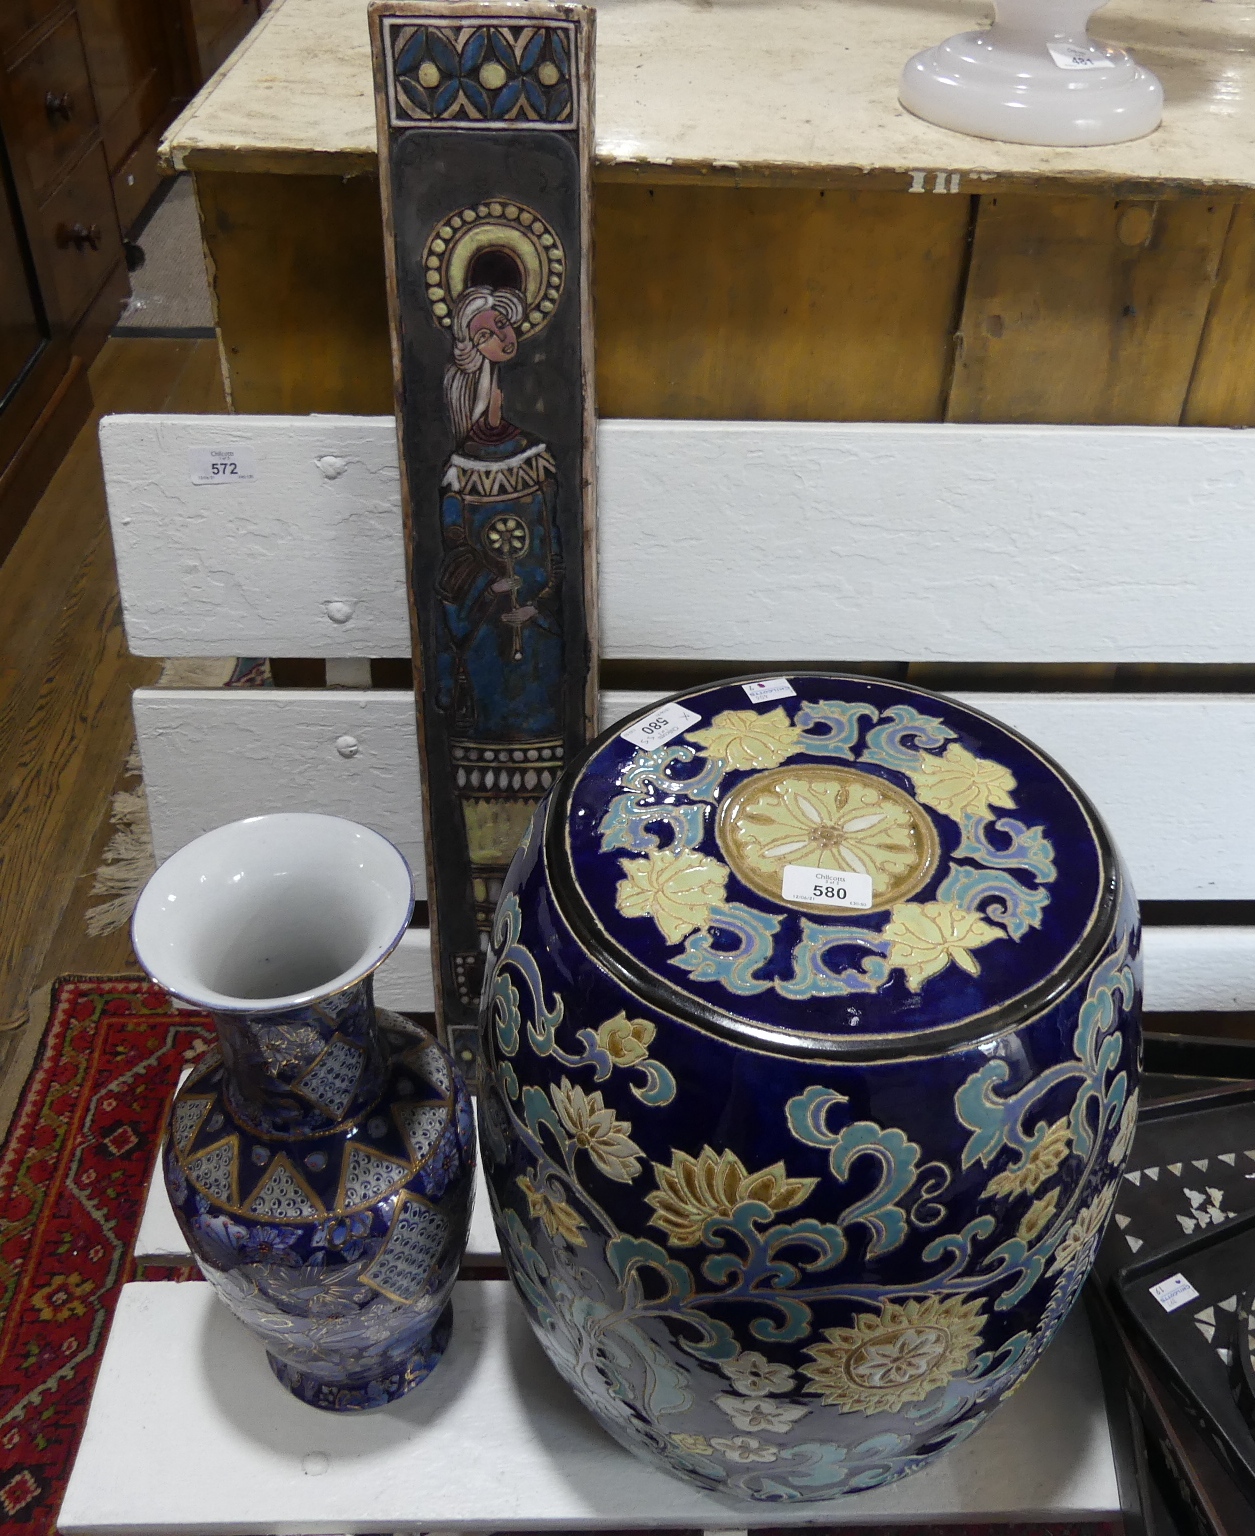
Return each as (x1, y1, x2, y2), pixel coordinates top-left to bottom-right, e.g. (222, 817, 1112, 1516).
(58, 1281, 1116, 1535)
(135, 1072, 499, 1266)
(163, 0, 1255, 192)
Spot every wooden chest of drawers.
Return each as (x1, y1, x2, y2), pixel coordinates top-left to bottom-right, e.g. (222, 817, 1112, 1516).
(0, 0, 262, 564)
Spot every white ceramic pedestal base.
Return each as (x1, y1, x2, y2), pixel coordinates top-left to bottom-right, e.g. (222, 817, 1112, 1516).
(900, 1, 1163, 148)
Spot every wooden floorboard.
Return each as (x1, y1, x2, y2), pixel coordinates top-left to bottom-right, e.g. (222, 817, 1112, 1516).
(0, 338, 226, 1118)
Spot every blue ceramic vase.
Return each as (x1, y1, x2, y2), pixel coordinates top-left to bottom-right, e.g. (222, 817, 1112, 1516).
(479, 674, 1141, 1498)
(133, 813, 475, 1412)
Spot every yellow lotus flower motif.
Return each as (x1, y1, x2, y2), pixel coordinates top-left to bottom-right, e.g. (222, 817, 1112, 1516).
(646, 1146, 817, 1246)
(801, 1295, 986, 1415)
(883, 900, 1002, 991)
(1017, 1187, 1060, 1244)
(517, 1173, 587, 1246)
(907, 743, 1017, 821)
(596, 1012, 656, 1067)
(671, 1432, 714, 1456)
(687, 707, 803, 771)
(550, 1078, 644, 1183)
(615, 848, 728, 945)
(1048, 1181, 1118, 1276)
(720, 769, 930, 906)
(1109, 1089, 1139, 1166)
(987, 1118, 1072, 1199)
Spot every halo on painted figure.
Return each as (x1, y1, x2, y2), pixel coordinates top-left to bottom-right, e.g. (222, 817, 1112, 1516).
(422, 200, 566, 338)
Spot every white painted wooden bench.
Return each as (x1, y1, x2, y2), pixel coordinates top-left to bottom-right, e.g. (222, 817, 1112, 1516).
(58, 411, 1255, 1533)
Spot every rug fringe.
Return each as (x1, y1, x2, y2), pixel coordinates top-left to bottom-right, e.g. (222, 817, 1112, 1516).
(84, 772, 155, 939)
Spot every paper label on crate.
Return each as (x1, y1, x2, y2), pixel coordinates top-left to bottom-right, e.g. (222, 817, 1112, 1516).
(742, 678, 796, 704)
(189, 446, 258, 485)
(782, 865, 874, 910)
(621, 703, 702, 751)
(1149, 1273, 1199, 1313)
(1048, 44, 1116, 70)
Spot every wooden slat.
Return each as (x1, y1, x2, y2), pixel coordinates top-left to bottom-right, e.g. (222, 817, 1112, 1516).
(949, 195, 1232, 426)
(134, 683, 1255, 899)
(103, 414, 1255, 663)
(1184, 201, 1255, 429)
(595, 185, 971, 421)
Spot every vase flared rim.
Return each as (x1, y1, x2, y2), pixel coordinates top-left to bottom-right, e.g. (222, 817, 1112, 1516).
(132, 813, 415, 1013)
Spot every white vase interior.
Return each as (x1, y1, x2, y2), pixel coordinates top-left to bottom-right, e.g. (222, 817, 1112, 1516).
(132, 813, 414, 1010)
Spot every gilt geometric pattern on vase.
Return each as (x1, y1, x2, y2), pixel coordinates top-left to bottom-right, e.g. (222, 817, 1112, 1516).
(339, 1143, 411, 1210)
(185, 1137, 239, 1206)
(295, 1036, 365, 1118)
(364, 1197, 450, 1303)
(248, 1156, 322, 1221)
(172, 1095, 213, 1153)
(395, 1100, 450, 1167)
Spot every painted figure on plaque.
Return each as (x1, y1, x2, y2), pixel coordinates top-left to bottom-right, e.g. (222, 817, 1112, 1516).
(425, 202, 569, 993)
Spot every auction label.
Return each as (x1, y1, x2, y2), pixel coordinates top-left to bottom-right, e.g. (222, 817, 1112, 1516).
(783, 864, 874, 910)
(1048, 43, 1116, 70)
(189, 446, 258, 485)
(621, 702, 702, 751)
(1149, 1273, 1199, 1313)
(742, 677, 796, 704)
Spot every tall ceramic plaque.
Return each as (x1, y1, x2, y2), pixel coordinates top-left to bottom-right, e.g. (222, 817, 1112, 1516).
(370, 2, 597, 1069)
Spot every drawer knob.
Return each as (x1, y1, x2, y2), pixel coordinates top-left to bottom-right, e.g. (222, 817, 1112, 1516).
(58, 222, 102, 253)
(45, 91, 73, 124)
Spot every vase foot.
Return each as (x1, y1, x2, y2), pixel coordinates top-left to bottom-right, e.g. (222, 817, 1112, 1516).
(899, 29, 1163, 147)
(266, 1301, 454, 1412)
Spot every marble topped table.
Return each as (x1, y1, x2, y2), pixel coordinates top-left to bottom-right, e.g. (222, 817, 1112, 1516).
(156, 2, 1255, 444)
(164, 0, 1255, 195)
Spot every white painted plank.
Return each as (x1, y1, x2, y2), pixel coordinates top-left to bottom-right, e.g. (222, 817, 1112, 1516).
(948, 692, 1254, 903)
(375, 927, 434, 1014)
(134, 687, 1255, 904)
(369, 926, 1255, 1018)
(58, 1282, 1115, 1534)
(102, 415, 406, 658)
(104, 414, 1255, 662)
(136, 1071, 497, 1267)
(1141, 927, 1255, 1014)
(132, 688, 424, 876)
(130, 687, 653, 891)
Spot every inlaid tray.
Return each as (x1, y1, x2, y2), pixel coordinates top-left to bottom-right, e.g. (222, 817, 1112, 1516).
(1097, 1057, 1255, 1513)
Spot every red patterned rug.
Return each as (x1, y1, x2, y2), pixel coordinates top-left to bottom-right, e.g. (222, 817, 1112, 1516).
(0, 978, 1123, 1536)
(0, 977, 211, 1531)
